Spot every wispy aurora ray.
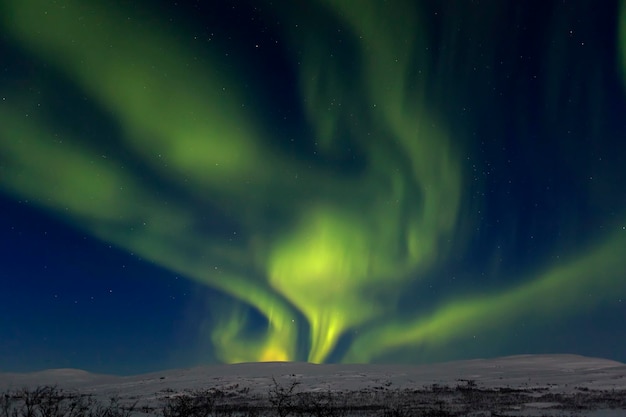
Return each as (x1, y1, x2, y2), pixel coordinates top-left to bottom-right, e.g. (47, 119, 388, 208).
(345, 228, 626, 361)
(267, 0, 462, 362)
(1, 0, 625, 365)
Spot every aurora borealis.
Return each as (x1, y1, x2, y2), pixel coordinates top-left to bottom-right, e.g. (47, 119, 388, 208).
(1, 0, 626, 374)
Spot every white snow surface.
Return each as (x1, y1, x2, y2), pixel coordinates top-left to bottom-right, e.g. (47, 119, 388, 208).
(1, 354, 626, 416)
(2, 354, 624, 394)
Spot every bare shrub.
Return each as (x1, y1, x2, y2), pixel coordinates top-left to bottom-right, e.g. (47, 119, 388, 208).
(161, 390, 220, 417)
(296, 389, 347, 417)
(268, 377, 300, 417)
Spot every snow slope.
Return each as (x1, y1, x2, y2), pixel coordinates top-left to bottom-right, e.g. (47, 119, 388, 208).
(1, 354, 625, 416)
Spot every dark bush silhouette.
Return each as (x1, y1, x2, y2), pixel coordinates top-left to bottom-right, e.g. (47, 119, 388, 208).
(268, 377, 300, 417)
(0, 388, 134, 417)
(161, 391, 215, 417)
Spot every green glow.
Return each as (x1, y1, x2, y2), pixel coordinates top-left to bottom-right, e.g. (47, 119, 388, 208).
(0, 105, 299, 362)
(1, 0, 625, 365)
(0, 0, 272, 187)
(0, 0, 304, 362)
(266, 0, 462, 362)
(269, 206, 388, 363)
(345, 228, 626, 362)
(0, 0, 463, 363)
(0, 113, 138, 223)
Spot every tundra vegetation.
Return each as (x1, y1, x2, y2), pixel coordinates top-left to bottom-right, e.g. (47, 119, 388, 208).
(2, 380, 626, 417)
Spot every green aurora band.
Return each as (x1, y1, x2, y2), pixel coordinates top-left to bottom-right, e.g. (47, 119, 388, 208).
(1, 0, 625, 364)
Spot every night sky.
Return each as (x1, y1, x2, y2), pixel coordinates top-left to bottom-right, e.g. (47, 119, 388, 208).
(1, 0, 626, 375)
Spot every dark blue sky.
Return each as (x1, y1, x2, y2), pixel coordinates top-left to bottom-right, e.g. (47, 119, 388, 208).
(1, 0, 626, 374)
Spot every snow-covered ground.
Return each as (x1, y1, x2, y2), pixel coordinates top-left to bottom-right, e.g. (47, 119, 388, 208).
(1, 354, 625, 416)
